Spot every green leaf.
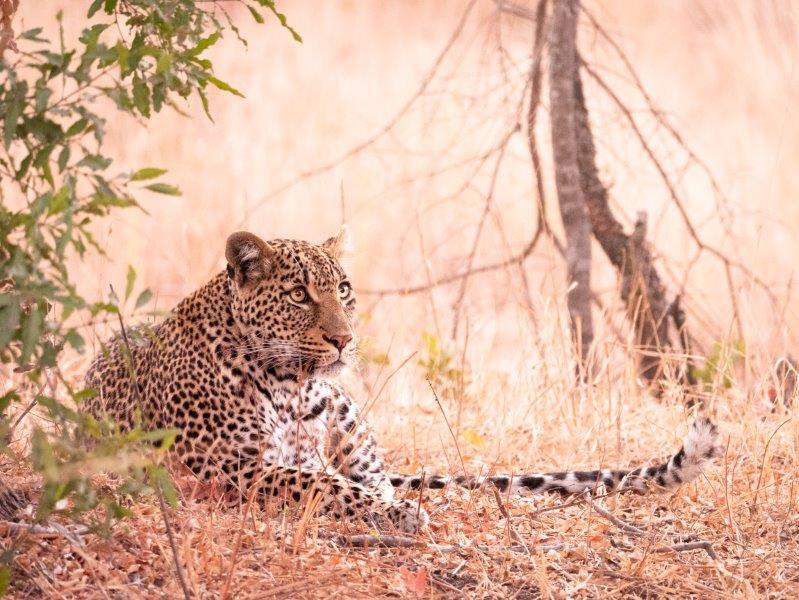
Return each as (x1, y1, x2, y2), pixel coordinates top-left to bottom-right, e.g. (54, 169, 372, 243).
(247, 6, 265, 24)
(149, 466, 177, 507)
(0, 300, 21, 348)
(138, 428, 178, 448)
(155, 52, 172, 74)
(66, 118, 88, 137)
(77, 154, 112, 171)
(87, 194, 138, 211)
(151, 80, 166, 113)
(144, 183, 181, 196)
(3, 98, 23, 150)
(187, 32, 220, 57)
(134, 289, 152, 310)
(87, 0, 104, 17)
(57, 146, 70, 172)
(42, 162, 55, 187)
(48, 185, 71, 216)
(125, 266, 136, 302)
(115, 41, 129, 74)
(132, 78, 151, 118)
(64, 329, 85, 351)
(20, 27, 46, 42)
(0, 391, 19, 415)
(34, 87, 53, 113)
(130, 167, 167, 182)
(206, 76, 245, 98)
(107, 501, 132, 520)
(197, 88, 213, 121)
(20, 307, 44, 365)
(90, 301, 120, 315)
(257, 0, 303, 42)
(15, 154, 32, 180)
(72, 388, 97, 404)
(0, 565, 10, 596)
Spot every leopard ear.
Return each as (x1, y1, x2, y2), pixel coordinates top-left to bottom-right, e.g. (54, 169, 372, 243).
(321, 224, 353, 259)
(225, 231, 276, 287)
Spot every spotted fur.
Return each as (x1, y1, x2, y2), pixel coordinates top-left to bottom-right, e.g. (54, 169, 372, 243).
(390, 418, 719, 495)
(85, 229, 718, 534)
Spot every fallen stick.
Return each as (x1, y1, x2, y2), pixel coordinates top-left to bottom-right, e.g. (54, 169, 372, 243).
(335, 534, 419, 548)
(331, 533, 565, 555)
(1, 520, 89, 548)
(654, 540, 719, 561)
(581, 492, 719, 561)
(581, 492, 648, 536)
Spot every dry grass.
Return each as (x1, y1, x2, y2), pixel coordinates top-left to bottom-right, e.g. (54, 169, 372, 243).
(4, 374, 799, 598)
(3, 0, 799, 597)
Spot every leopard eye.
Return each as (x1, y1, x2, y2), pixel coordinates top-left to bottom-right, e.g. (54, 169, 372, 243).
(338, 281, 352, 300)
(289, 286, 308, 303)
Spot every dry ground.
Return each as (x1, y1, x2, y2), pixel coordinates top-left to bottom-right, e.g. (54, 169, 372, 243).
(3, 0, 799, 597)
(3, 366, 799, 598)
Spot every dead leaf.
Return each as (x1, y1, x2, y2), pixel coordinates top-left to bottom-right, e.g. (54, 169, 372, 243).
(399, 566, 427, 597)
(462, 429, 487, 448)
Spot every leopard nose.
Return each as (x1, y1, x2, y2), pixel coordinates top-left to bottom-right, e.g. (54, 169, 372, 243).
(323, 333, 352, 352)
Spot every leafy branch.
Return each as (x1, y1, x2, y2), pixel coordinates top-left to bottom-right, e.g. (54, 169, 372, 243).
(0, 0, 298, 560)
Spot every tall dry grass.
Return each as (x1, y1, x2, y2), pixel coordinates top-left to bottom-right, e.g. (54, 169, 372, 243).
(3, 0, 799, 597)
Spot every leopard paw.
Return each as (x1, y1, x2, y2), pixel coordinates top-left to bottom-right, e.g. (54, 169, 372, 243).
(385, 499, 429, 534)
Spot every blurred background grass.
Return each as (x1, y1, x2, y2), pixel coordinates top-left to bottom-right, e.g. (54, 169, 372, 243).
(14, 0, 797, 422)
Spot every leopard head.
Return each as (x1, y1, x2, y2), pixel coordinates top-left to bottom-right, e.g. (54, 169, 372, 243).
(224, 227, 356, 377)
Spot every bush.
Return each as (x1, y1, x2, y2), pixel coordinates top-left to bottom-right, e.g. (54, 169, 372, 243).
(0, 0, 298, 548)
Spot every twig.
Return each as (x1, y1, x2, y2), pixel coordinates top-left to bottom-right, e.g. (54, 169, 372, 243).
(334, 534, 419, 548)
(110, 287, 192, 600)
(239, 0, 480, 223)
(491, 485, 512, 521)
(494, 0, 536, 20)
(653, 540, 718, 561)
(526, 0, 550, 247)
(581, 492, 647, 536)
(155, 486, 192, 600)
(529, 494, 585, 516)
(426, 379, 467, 479)
(357, 233, 544, 297)
(450, 126, 518, 339)
(416, 470, 426, 525)
(580, 60, 778, 307)
(1, 520, 90, 543)
(7, 397, 39, 441)
(331, 533, 564, 555)
(491, 485, 528, 549)
(581, 492, 719, 561)
(581, 6, 735, 230)
(750, 418, 792, 516)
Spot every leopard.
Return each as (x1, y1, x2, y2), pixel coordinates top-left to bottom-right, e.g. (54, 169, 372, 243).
(84, 228, 719, 533)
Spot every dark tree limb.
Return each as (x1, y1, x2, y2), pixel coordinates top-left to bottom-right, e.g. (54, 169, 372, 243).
(549, 0, 594, 370)
(572, 63, 692, 385)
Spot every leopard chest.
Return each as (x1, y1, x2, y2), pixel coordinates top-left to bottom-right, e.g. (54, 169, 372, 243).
(246, 374, 333, 470)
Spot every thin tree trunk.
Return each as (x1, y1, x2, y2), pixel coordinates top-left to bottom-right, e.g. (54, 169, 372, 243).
(549, 0, 593, 369)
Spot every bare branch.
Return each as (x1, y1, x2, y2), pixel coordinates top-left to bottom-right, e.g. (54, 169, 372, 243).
(451, 126, 519, 338)
(331, 533, 565, 555)
(581, 60, 778, 308)
(582, 493, 719, 562)
(111, 290, 192, 600)
(239, 0, 481, 223)
(654, 540, 718, 561)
